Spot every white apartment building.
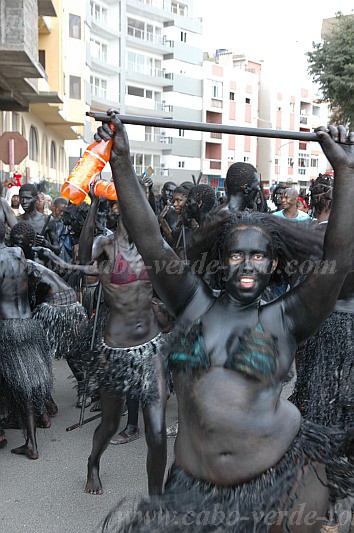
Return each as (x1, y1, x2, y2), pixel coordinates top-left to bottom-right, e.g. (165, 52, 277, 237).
(67, 0, 204, 187)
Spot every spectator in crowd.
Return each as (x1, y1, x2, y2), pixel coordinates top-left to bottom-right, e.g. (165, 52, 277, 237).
(273, 187, 311, 221)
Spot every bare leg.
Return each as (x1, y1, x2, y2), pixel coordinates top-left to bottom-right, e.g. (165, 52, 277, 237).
(270, 463, 328, 532)
(142, 356, 167, 495)
(11, 404, 39, 460)
(85, 390, 125, 495)
(110, 395, 140, 444)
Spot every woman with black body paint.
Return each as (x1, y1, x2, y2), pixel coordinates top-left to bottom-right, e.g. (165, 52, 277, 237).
(96, 113, 353, 532)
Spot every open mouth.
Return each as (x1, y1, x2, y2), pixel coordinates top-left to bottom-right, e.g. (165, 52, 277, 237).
(239, 276, 256, 289)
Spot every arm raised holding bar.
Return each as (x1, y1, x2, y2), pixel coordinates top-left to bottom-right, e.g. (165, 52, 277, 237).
(86, 111, 318, 142)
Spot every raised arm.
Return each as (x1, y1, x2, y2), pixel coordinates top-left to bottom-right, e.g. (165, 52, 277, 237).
(283, 125, 354, 344)
(1, 198, 17, 228)
(94, 112, 201, 316)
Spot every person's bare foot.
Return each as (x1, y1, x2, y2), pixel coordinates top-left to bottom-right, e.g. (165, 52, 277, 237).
(11, 444, 39, 460)
(85, 463, 103, 495)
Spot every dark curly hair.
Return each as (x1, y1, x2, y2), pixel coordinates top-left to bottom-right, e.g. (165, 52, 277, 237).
(10, 221, 36, 247)
(19, 183, 38, 197)
(225, 162, 258, 195)
(188, 185, 216, 213)
(309, 174, 333, 214)
(62, 202, 90, 237)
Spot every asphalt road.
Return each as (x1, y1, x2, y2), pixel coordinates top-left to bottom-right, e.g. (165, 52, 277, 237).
(0, 361, 352, 533)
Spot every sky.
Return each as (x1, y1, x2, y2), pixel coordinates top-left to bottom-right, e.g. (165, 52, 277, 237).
(192, 0, 353, 82)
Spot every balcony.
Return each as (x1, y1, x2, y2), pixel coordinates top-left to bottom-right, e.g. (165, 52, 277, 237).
(126, 25, 169, 53)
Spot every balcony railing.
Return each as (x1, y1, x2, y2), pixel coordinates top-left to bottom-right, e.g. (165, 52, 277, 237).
(144, 133, 173, 144)
(136, 0, 165, 8)
(127, 63, 164, 78)
(210, 132, 222, 139)
(127, 25, 164, 46)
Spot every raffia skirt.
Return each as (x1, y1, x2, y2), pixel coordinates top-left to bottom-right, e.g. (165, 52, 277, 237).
(0, 319, 53, 429)
(102, 420, 353, 533)
(32, 289, 88, 359)
(89, 333, 167, 408)
(288, 310, 353, 433)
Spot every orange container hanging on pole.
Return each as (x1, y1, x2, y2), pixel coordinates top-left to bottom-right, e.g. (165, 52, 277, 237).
(93, 180, 117, 201)
(61, 135, 114, 205)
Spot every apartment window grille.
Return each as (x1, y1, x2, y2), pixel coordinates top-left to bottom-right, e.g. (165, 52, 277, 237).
(69, 14, 81, 39)
(69, 76, 81, 99)
(29, 126, 38, 161)
(50, 141, 56, 169)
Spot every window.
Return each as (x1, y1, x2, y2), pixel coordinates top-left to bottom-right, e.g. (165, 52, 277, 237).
(50, 141, 56, 169)
(90, 76, 107, 99)
(178, 129, 185, 137)
(91, 1, 107, 24)
(38, 50, 46, 70)
(245, 97, 251, 104)
(171, 2, 188, 16)
(290, 102, 295, 113)
(229, 92, 235, 101)
(311, 157, 319, 168)
(211, 80, 223, 99)
(243, 156, 250, 162)
(29, 126, 38, 161)
(127, 52, 161, 77)
(298, 152, 309, 175)
(69, 76, 81, 99)
(178, 161, 185, 168)
(180, 31, 186, 42)
(146, 90, 152, 99)
(69, 14, 81, 39)
(90, 39, 107, 62)
(288, 157, 294, 167)
(11, 113, 19, 132)
(127, 86, 144, 97)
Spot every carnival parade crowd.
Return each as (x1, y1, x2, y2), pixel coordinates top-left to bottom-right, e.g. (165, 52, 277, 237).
(0, 114, 353, 532)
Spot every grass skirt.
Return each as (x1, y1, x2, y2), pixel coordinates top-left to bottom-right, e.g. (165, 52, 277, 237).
(0, 319, 53, 429)
(102, 420, 353, 533)
(288, 311, 353, 432)
(89, 333, 167, 407)
(33, 300, 88, 359)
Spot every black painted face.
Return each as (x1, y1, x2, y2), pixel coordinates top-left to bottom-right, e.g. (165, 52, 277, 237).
(162, 185, 176, 203)
(223, 228, 277, 304)
(243, 174, 260, 208)
(20, 191, 37, 213)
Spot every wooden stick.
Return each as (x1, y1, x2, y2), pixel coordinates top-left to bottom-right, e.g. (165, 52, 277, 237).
(86, 111, 318, 142)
